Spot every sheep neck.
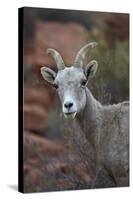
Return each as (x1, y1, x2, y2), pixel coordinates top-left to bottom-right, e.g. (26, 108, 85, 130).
(76, 87, 102, 148)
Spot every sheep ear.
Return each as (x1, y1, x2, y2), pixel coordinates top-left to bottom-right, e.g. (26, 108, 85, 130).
(41, 67, 57, 84)
(85, 60, 98, 79)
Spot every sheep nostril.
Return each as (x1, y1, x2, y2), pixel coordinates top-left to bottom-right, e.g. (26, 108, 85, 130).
(64, 102, 73, 109)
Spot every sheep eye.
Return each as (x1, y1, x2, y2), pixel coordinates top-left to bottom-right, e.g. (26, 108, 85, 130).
(53, 83, 58, 89)
(81, 80, 87, 86)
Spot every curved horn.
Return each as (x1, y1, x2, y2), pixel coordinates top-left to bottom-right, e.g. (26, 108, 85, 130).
(73, 42, 98, 68)
(47, 48, 65, 70)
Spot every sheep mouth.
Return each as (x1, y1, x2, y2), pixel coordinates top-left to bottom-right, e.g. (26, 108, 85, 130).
(64, 112, 75, 115)
(64, 112, 77, 119)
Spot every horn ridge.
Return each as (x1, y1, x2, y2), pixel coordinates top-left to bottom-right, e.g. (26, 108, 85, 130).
(74, 42, 98, 68)
(47, 48, 65, 70)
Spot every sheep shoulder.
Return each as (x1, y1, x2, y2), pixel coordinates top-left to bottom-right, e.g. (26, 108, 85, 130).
(98, 101, 129, 185)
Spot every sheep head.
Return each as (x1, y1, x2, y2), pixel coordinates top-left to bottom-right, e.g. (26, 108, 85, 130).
(41, 42, 98, 119)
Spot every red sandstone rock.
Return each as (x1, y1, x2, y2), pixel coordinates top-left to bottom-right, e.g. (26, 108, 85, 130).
(33, 21, 88, 66)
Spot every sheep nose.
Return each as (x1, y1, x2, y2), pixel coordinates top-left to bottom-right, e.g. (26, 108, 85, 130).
(64, 102, 73, 109)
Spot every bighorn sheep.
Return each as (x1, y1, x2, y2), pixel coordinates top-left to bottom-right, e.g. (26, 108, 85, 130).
(41, 42, 129, 188)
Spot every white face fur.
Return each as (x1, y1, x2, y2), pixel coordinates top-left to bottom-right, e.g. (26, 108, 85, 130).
(54, 67, 87, 119)
(41, 61, 98, 119)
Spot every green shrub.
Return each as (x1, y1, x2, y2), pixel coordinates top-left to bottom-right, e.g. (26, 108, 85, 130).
(86, 28, 129, 104)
